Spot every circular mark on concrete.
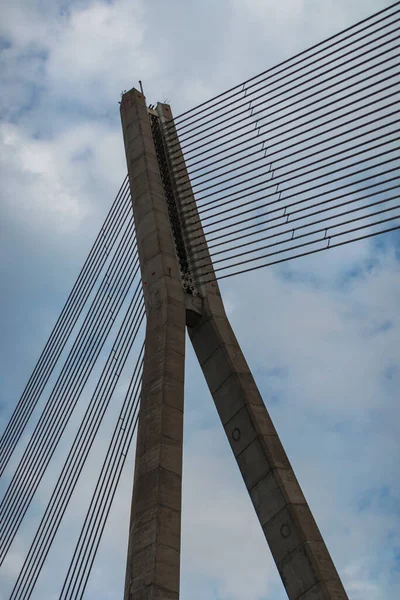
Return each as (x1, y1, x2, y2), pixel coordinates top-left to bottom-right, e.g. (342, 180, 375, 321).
(280, 523, 291, 539)
(232, 428, 241, 442)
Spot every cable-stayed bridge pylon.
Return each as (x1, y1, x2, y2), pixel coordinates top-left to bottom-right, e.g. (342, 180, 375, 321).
(1, 2, 399, 599)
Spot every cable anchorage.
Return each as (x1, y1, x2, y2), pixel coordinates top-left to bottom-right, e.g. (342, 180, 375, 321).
(149, 111, 198, 295)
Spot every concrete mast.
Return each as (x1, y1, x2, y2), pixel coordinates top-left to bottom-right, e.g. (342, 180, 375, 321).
(120, 87, 348, 600)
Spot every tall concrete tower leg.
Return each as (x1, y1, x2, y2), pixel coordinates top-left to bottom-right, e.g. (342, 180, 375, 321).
(189, 297, 348, 600)
(160, 105, 348, 600)
(120, 90, 186, 600)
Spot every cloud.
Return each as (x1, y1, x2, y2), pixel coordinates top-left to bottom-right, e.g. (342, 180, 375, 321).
(181, 423, 280, 600)
(1, 0, 399, 599)
(46, 1, 158, 107)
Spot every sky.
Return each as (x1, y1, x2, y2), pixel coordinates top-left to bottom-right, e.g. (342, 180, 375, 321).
(0, 0, 399, 599)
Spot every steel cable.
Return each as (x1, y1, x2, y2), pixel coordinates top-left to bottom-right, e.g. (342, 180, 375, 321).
(201, 223, 400, 282)
(197, 181, 400, 255)
(183, 154, 399, 243)
(0, 240, 137, 562)
(189, 170, 400, 262)
(170, 1, 400, 125)
(193, 202, 399, 270)
(184, 117, 398, 196)
(9, 291, 145, 600)
(59, 349, 144, 600)
(0, 253, 138, 566)
(184, 130, 399, 229)
(0, 179, 129, 467)
(176, 67, 400, 202)
(174, 85, 399, 210)
(172, 91, 398, 178)
(170, 49, 399, 162)
(0, 224, 138, 563)
(169, 15, 399, 138)
(0, 177, 131, 476)
(176, 111, 398, 187)
(170, 33, 399, 149)
(172, 95, 398, 180)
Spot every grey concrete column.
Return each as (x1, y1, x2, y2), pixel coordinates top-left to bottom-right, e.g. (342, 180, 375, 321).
(162, 105, 348, 600)
(120, 89, 186, 600)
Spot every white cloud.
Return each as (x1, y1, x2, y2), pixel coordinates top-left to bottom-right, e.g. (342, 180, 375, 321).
(1, 0, 399, 599)
(181, 425, 279, 600)
(46, 0, 159, 107)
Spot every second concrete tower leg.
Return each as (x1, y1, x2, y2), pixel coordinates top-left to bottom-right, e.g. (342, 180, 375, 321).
(188, 295, 347, 600)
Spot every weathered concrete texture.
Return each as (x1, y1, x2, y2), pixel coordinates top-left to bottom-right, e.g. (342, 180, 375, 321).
(157, 102, 218, 299)
(121, 89, 186, 600)
(161, 103, 348, 600)
(188, 298, 348, 600)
